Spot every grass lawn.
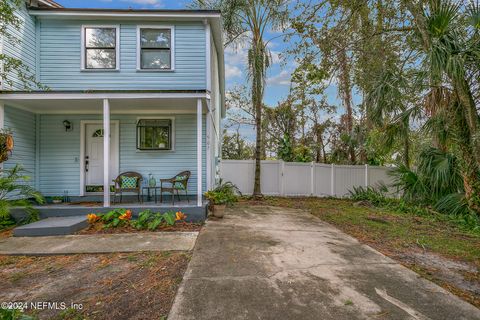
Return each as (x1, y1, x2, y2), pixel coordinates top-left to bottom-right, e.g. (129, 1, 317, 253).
(243, 197, 480, 308)
(0, 252, 190, 319)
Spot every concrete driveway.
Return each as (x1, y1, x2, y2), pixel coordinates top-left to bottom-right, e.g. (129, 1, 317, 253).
(169, 205, 480, 320)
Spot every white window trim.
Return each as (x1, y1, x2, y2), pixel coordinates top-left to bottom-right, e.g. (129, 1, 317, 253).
(136, 116, 176, 152)
(136, 25, 175, 72)
(81, 24, 120, 71)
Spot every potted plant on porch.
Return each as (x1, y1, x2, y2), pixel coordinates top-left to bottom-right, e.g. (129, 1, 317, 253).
(51, 196, 63, 204)
(204, 180, 240, 218)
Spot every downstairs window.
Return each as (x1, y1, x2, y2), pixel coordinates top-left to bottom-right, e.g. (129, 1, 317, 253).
(136, 119, 173, 150)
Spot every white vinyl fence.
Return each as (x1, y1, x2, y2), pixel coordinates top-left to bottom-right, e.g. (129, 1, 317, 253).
(220, 160, 393, 197)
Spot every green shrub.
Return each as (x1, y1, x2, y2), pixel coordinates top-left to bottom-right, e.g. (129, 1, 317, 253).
(349, 185, 389, 206)
(204, 179, 240, 206)
(129, 210, 178, 230)
(0, 308, 36, 320)
(0, 164, 44, 226)
(349, 185, 480, 233)
(100, 208, 131, 228)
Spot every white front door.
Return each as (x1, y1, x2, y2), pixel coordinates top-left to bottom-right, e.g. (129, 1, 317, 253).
(85, 123, 119, 187)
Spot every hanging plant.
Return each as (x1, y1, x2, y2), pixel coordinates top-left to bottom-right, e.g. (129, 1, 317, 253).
(0, 129, 14, 163)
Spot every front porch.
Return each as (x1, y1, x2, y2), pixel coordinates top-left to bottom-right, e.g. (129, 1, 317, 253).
(0, 91, 218, 212)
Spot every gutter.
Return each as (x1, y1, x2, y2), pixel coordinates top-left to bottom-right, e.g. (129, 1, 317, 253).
(28, 7, 221, 19)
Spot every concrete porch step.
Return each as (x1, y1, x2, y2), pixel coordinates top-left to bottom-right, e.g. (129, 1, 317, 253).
(13, 216, 88, 237)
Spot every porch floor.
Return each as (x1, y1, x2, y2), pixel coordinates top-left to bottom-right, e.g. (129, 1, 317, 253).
(38, 200, 206, 209)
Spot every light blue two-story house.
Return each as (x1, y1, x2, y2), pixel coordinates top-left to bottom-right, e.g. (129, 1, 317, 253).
(0, 0, 225, 214)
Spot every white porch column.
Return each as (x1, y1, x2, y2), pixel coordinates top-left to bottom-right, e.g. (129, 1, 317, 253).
(0, 103, 4, 129)
(206, 100, 212, 191)
(103, 99, 110, 207)
(197, 98, 203, 206)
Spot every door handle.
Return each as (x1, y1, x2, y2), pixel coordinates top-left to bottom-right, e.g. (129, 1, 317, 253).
(85, 156, 89, 172)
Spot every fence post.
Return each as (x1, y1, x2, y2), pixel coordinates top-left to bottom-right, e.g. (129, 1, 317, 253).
(279, 160, 285, 196)
(330, 163, 335, 197)
(310, 161, 315, 196)
(365, 164, 369, 187)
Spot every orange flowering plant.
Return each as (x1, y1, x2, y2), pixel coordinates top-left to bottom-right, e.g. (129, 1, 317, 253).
(119, 209, 132, 221)
(101, 208, 132, 228)
(88, 208, 187, 230)
(175, 211, 186, 221)
(87, 213, 100, 224)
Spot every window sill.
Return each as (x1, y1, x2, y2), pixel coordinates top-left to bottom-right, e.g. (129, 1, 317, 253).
(136, 149, 176, 153)
(136, 69, 175, 73)
(80, 69, 120, 72)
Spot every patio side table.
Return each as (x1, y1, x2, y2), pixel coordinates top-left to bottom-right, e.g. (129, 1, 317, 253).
(142, 186, 160, 203)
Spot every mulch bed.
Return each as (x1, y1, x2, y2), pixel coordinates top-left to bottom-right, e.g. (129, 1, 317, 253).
(0, 228, 13, 239)
(0, 252, 191, 319)
(78, 221, 203, 235)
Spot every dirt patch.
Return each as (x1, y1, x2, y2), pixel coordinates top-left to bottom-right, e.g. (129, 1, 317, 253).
(77, 221, 203, 235)
(0, 228, 13, 239)
(394, 251, 480, 307)
(0, 252, 190, 319)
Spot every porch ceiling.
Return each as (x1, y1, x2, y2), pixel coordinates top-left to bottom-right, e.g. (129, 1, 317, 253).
(1, 97, 205, 114)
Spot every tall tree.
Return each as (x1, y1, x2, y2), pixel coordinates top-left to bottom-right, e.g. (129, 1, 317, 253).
(1, 0, 44, 90)
(196, 0, 287, 196)
(222, 128, 255, 160)
(404, 0, 480, 211)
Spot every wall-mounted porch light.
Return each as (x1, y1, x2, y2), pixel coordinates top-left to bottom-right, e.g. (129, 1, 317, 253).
(63, 120, 73, 132)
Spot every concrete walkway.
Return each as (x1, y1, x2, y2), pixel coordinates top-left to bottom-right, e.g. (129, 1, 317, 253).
(0, 232, 198, 255)
(169, 206, 480, 320)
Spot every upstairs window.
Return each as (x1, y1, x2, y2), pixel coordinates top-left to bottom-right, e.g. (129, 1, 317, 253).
(82, 26, 119, 70)
(136, 119, 173, 150)
(137, 27, 174, 70)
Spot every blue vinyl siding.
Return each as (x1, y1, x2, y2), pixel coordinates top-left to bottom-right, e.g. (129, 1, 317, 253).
(4, 106, 36, 187)
(3, 3, 37, 90)
(38, 20, 206, 90)
(38, 114, 206, 196)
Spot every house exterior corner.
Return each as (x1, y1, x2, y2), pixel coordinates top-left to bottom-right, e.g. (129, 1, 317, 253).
(0, 2, 225, 208)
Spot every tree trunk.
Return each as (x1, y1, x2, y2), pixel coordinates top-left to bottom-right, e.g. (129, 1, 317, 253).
(454, 101, 480, 214)
(337, 47, 356, 164)
(252, 71, 263, 196)
(454, 79, 480, 164)
(252, 41, 263, 197)
(316, 130, 323, 163)
(403, 127, 410, 169)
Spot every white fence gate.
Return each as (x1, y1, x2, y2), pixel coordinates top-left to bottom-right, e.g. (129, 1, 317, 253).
(219, 160, 393, 197)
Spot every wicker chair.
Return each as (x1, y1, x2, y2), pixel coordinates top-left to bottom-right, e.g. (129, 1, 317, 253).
(112, 172, 143, 204)
(160, 171, 191, 205)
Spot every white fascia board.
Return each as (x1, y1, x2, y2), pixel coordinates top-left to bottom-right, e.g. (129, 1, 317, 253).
(207, 18, 225, 118)
(29, 10, 221, 20)
(0, 92, 208, 100)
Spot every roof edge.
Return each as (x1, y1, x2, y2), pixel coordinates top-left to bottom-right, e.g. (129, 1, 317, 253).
(1, 89, 208, 94)
(38, 0, 63, 8)
(28, 7, 221, 14)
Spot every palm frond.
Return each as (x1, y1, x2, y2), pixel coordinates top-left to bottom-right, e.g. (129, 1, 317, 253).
(467, 0, 480, 29)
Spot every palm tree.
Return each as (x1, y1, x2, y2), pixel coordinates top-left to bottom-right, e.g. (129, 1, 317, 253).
(367, 67, 415, 168)
(372, 0, 480, 213)
(405, 0, 480, 212)
(195, 0, 287, 197)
